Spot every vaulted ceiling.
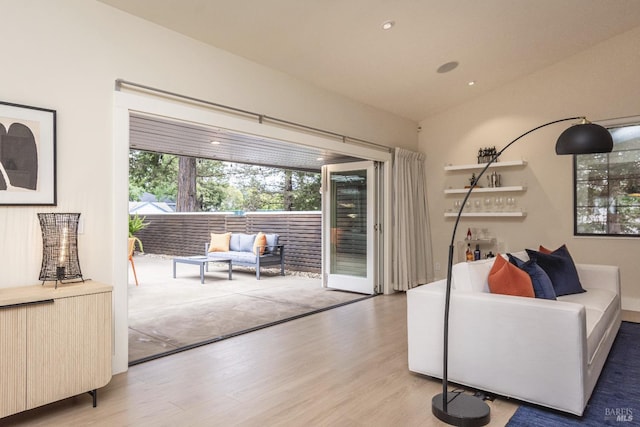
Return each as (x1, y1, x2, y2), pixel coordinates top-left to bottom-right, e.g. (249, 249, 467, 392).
(103, 1, 640, 171)
(101, 0, 640, 121)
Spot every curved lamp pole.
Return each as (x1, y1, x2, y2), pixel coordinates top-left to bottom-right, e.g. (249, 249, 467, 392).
(432, 116, 613, 426)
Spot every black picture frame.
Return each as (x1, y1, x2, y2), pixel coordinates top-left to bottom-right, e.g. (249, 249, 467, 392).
(0, 101, 56, 205)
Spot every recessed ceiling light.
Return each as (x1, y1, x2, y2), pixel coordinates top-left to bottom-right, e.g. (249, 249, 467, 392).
(381, 20, 395, 30)
(468, 81, 476, 86)
(210, 140, 221, 145)
(316, 157, 324, 161)
(437, 61, 459, 73)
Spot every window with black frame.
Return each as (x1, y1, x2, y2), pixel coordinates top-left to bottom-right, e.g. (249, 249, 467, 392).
(575, 122, 640, 236)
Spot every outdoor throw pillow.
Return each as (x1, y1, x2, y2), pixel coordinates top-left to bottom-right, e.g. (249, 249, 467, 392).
(488, 254, 535, 298)
(253, 232, 267, 255)
(208, 232, 231, 252)
(526, 245, 585, 296)
(507, 254, 557, 300)
(239, 233, 256, 252)
(229, 233, 242, 251)
(264, 233, 279, 254)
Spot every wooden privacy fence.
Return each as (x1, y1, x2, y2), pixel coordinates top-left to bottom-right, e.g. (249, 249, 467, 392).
(132, 212, 322, 273)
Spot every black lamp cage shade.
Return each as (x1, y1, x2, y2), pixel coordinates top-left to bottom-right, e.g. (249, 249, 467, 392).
(38, 213, 83, 284)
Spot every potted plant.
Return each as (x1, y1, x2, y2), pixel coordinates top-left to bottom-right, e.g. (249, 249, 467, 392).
(128, 213, 149, 254)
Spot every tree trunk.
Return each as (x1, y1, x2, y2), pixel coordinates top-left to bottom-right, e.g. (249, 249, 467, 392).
(177, 156, 197, 212)
(284, 170, 293, 211)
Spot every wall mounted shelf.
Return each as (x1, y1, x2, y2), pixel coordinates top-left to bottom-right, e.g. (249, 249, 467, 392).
(461, 238, 496, 244)
(444, 185, 526, 194)
(444, 160, 527, 171)
(457, 238, 501, 262)
(444, 212, 527, 218)
(443, 159, 528, 218)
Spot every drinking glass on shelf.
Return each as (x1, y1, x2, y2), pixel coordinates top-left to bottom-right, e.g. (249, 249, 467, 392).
(484, 197, 492, 212)
(453, 200, 462, 212)
(481, 228, 490, 240)
(494, 196, 504, 211)
(506, 197, 516, 211)
(474, 200, 481, 211)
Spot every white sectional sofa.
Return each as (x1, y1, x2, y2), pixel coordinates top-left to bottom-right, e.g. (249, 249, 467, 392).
(407, 253, 621, 415)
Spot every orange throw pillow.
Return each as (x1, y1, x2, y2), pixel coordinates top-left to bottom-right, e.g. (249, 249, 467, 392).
(488, 255, 535, 298)
(208, 232, 231, 252)
(538, 245, 553, 254)
(253, 232, 267, 255)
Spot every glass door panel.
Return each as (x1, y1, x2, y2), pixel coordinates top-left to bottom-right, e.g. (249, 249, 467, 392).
(323, 161, 375, 294)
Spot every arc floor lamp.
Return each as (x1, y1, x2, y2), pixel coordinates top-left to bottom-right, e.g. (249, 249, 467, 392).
(432, 116, 614, 426)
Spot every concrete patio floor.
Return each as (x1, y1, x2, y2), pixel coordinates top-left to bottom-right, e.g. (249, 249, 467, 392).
(128, 254, 370, 364)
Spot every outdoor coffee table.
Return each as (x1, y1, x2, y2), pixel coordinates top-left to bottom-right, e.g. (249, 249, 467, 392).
(172, 256, 232, 284)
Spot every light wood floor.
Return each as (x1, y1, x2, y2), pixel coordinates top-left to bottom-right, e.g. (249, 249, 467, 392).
(3, 295, 638, 426)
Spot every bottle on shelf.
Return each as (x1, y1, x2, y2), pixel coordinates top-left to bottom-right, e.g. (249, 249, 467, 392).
(466, 243, 474, 262)
(466, 227, 472, 240)
(474, 244, 481, 261)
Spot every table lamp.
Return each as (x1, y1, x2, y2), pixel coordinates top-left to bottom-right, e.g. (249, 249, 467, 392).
(38, 212, 84, 288)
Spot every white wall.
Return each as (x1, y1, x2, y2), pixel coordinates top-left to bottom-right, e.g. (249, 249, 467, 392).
(0, 0, 417, 373)
(420, 25, 640, 310)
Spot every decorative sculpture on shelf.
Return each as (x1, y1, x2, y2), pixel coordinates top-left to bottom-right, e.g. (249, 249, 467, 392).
(477, 146, 498, 164)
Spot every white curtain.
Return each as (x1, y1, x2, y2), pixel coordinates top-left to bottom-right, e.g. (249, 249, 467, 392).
(393, 147, 433, 290)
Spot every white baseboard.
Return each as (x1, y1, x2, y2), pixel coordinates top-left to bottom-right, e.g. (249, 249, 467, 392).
(622, 296, 640, 312)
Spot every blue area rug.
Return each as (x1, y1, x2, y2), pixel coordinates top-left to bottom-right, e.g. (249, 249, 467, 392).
(507, 321, 640, 426)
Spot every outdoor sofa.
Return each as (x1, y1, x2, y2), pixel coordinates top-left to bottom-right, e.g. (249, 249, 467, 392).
(407, 247, 621, 416)
(205, 232, 285, 279)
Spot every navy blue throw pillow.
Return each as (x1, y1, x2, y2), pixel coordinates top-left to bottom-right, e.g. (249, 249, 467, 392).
(525, 247, 585, 296)
(508, 254, 557, 300)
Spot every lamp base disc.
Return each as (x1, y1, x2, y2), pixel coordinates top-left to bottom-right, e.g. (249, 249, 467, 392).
(432, 392, 490, 427)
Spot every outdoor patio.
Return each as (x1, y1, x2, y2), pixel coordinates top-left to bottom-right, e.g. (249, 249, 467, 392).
(128, 254, 370, 364)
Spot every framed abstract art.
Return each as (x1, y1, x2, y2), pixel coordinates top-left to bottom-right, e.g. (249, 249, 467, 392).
(0, 101, 56, 205)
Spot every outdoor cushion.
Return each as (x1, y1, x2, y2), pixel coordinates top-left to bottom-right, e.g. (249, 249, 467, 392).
(209, 250, 257, 264)
(229, 233, 242, 251)
(264, 233, 279, 254)
(208, 232, 231, 252)
(253, 232, 267, 255)
(239, 233, 256, 252)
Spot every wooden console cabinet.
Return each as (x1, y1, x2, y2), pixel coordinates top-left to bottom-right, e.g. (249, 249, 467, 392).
(0, 281, 112, 419)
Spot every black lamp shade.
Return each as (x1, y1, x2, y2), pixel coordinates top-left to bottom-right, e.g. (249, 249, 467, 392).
(555, 122, 613, 155)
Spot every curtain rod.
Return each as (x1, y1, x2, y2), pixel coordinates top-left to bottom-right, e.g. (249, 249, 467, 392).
(594, 114, 640, 126)
(115, 79, 392, 153)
